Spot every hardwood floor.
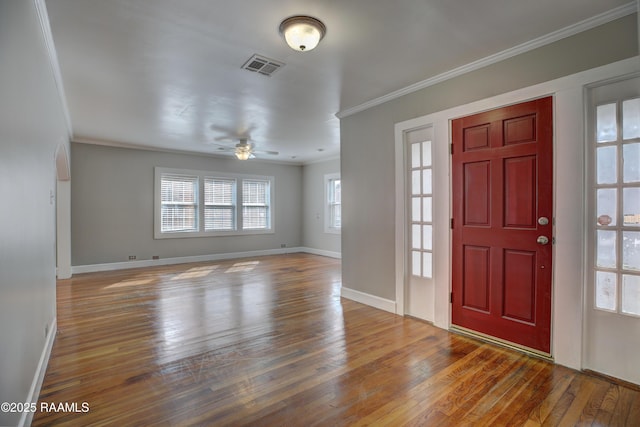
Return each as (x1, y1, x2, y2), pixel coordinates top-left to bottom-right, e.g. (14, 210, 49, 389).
(34, 254, 639, 426)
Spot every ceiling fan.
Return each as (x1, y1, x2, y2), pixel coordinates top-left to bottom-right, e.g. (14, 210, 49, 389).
(211, 137, 279, 160)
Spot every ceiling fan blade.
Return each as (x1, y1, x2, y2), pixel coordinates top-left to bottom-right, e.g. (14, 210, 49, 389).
(214, 134, 253, 143)
(211, 143, 234, 151)
(211, 138, 277, 159)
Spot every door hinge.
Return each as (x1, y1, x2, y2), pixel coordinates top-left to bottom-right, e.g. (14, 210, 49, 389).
(450, 218, 454, 229)
(450, 292, 454, 303)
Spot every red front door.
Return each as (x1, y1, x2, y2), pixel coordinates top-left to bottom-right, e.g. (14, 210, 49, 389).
(451, 97, 553, 354)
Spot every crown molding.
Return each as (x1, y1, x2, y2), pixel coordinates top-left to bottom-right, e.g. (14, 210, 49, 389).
(336, 2, 638, 119)
(72, 136, 308, 166)
(34, 0, 73, 136)
(302, 154, 340, 166)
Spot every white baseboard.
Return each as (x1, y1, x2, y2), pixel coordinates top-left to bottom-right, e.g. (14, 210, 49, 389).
(297, 247, 341, 259)
(18, 317, 57, 427)
(341, 287, 397, 314)
(71, 247, 342, 274)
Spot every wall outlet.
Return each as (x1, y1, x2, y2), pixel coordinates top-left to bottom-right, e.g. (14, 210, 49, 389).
(281, 244, 286, 248)
(152, 255, 160, 260)
(45, 324, 48, 338)
(128, 255, 137, 260)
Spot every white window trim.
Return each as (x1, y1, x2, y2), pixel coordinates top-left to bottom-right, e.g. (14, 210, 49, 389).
(154, 167, 275, 239)
(324, 173, 341, 234)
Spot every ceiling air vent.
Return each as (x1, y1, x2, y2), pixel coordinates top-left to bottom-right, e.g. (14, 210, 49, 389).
(241, 54, 285, 77)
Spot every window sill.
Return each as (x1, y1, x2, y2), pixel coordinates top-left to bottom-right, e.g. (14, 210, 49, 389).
(324, 228, 341, 235)
(154, 229, 275, 239)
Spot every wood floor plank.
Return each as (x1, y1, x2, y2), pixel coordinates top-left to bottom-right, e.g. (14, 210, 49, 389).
(526, 367, 576, 425)
(32, 254, 640, 426)
(611, 386, 639, 426)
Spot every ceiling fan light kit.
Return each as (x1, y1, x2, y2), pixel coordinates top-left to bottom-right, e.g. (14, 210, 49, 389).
(234, 141, 253, 160)
(235, 150, 252, 160)
(279, 15, 326, 52)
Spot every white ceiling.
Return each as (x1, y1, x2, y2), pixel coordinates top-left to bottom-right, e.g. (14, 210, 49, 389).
(45, 0, 633, 163)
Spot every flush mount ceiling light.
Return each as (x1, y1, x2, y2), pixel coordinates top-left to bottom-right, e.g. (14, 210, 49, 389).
(279, 15, 326, 52)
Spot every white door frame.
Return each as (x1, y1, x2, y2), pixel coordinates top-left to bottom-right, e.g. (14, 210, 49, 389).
(394, 56, 639, 370)
(55, 141, 72, 279)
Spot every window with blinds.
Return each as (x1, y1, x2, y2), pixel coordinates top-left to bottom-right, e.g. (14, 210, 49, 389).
(154, 167, 274, 238)
(324, 173, 341, 233)
(242, 179, 270, 230)
(205, 177, 236, 231)
(160, 174, 198, 232)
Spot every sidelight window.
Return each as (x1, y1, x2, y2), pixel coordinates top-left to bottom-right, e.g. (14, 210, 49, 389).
(593, 97, 640, 316)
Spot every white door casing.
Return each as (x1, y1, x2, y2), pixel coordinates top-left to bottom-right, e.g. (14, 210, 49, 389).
(394, 57, 639, 371)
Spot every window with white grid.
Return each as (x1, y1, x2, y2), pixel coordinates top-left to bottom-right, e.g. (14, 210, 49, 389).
(410, 140, 433, 278)
(592, 97, 640, 316)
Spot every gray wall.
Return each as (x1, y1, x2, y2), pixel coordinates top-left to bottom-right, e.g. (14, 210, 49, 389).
(71, 143, 304, 266)
(0, 1, 69, 426)
(302, 158, 341, 254)
(340, 15, 638, 300)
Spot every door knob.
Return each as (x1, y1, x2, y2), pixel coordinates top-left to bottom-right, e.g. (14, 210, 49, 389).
(537, 236, 549, 245)
(538, 216, 549, 225)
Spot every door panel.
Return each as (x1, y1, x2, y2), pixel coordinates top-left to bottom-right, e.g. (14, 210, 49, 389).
(504, 156, 536, 228)
(503, 249, 536, 323)
(452, 97, 553, 354)
(462, 245, 491, 312)
(504, 114, 536, 145)
(464, 161, 491, 225)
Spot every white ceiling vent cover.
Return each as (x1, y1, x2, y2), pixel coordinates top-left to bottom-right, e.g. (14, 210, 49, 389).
(241, 54, 285, 77)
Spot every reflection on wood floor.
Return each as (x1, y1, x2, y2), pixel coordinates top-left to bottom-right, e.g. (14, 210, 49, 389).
(34, 254, 640, 426)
